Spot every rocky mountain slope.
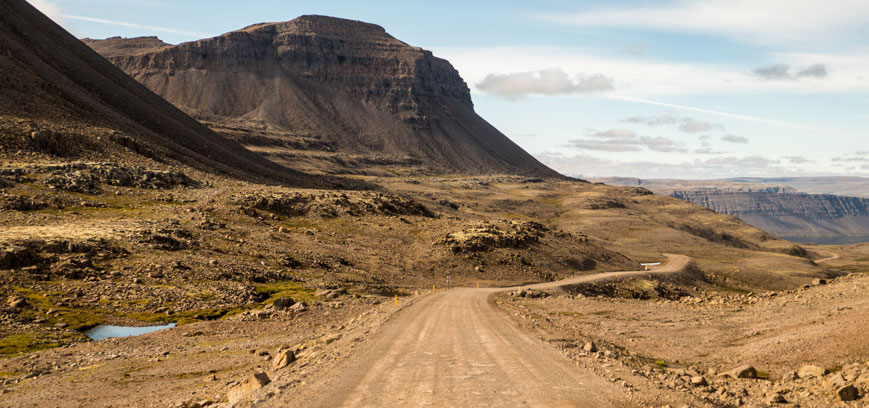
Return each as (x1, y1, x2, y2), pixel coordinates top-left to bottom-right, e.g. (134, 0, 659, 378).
(83, 16, 559, 177)
(0, 0, 347, 188)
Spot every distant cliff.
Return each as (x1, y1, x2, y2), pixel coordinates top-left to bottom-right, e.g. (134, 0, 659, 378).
(671, 190, 869, 242)
(84, 15, 559, 177)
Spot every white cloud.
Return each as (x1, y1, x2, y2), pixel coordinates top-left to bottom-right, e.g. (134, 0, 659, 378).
(694, 148, 727, 155)
(536, 152, 797, 179)
(568, 129, 685, 153)
(832, 156, 869, 162)
(721, 134, 749, 143)
(785, 156, 811, 164)
(538, 0, 869, 49)
(752, 63, 829, 81)
(622, 115, 681, 126)
(605, 95, 825, 131)
(679, 119, 724, 133)
(622, 115, 724, 133)
(476, 68, 613, 99)
(28, 0, 64, 26)
(434, 46, 869, 99)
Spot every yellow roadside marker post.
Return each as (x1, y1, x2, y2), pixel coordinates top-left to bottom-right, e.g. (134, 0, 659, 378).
(394, 295, 398, 307)
(432, 284, 435, 293)
(476, 281, 479, 288)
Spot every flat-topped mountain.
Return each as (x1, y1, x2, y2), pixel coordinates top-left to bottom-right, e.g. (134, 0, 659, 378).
(83, 15, 560, 177)
(670, 190, 869, 243)
(83, 36, 170, 58)
(595, 178, 869, 244)
(595, 176, 869, 198)
(0, 0, 339, 188)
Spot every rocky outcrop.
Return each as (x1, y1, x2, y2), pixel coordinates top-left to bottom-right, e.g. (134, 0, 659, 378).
(84, 15, 559, 177)
(670, 190, 869, 242)
(82, 36, 169, 58)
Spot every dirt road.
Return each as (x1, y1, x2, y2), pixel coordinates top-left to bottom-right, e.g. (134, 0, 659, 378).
(284, 255, 689, 407)
(814, 249, 840, 263)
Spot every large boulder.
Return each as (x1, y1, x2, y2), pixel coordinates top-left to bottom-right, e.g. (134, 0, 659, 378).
(0, 246, 40, 269)
(836, 385, 859, 402)
(798, 365, 828, 379)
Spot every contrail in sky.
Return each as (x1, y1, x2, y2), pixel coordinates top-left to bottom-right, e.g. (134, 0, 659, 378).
(63, 15, 208, 38)
(604, 94, 828, 132)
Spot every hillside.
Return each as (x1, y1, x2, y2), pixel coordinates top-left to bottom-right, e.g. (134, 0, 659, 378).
(5, 4, 869, 407)
(671, 190, 869, 244)
(0, 0, 351, 189)
(596, 176, 869, 198)
(596, 177, 869, 244)
(82, 16, 559, 177)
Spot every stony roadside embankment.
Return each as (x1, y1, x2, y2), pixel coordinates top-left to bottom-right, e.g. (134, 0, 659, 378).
(495, 273, 869, 407)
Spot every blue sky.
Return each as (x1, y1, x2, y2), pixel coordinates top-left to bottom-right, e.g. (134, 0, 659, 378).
(30, 0, 869, 179)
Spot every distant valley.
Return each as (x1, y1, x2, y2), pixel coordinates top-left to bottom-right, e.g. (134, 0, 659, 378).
(596, 177, 869, 244)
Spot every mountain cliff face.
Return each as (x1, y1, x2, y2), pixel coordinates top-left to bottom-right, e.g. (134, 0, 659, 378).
(0, 0, 339, 188)
(84, 16, 559, 177)
(671, 190, 869, 242)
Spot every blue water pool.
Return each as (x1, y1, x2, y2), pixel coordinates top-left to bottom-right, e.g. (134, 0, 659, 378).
(84, 323, 176, 341)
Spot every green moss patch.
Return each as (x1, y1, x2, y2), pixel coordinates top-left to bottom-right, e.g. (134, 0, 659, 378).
(13, 287, 105, 331)
(126, 306, 249, 326)
(0, 334, 60, 357)
(254, 281, 318, 304)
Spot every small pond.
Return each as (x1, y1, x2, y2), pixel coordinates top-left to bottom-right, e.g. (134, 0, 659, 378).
(84, 323, 176, 341)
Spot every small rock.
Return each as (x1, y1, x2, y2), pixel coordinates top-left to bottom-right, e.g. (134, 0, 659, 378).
(272, 349, 296, 369)
(826, 373, 848, 389)
(780, 370, 798, 381)
(227, 372, 270, 404)
(322, 333, 342, 344)
(7, 296, 27, 309)
(766, 392, 787, 405)
(812, 278, 827, 285)
(721, 365, 757, 379)
(690, 376, 708, 386)
(836, 384, 859, 401)
(272, 297, 295, 310)
(289, 302, 307, 312)
(797, 365, 827, 379)
(583, 342, 597, 352)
